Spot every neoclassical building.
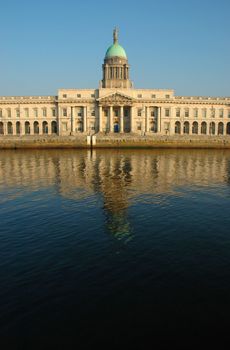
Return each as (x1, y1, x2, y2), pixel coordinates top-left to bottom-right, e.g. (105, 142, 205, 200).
(0, 28, 230, 137)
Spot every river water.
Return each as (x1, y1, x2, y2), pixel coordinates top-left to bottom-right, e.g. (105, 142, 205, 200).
(0, 149, 230, 346)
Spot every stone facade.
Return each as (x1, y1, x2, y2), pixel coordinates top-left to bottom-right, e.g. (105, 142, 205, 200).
(0, 30, 230, 137)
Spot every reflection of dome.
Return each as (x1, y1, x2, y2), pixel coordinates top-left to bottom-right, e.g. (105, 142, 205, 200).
(105, 43, 127, 59)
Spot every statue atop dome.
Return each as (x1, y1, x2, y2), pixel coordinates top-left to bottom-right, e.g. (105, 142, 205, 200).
(113, 27, 119, 44)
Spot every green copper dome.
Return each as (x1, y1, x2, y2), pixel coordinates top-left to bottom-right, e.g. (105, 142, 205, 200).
(105, 43, 127, 59)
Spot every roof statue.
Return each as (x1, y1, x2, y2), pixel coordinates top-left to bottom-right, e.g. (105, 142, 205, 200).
(113, 27, 119, 44)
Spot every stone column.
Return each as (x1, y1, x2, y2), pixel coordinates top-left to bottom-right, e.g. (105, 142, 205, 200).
(39, 121, 43, 135)
(99, 105, 103, 132)
(130, 106, 133, 133)
(21, 121, 25, 135)
(145, 106, 149, 133)
(71, 107, 75, 134)
(30, 122, 34, 135)
(157, 107, 161, 133)
(57, 107, 62, 136)
(83, 106, 87, 133)
(120, 106, 124, 133)
(109, 106, 113, 132)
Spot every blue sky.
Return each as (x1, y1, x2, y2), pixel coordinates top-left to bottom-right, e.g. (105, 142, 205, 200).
(0, 0, 229, 96)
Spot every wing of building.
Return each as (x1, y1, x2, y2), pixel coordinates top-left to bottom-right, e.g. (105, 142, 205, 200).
(0, 28, 230, 137)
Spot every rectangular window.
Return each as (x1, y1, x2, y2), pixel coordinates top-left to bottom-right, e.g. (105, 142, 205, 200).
(16, 109, 20, 118)
(0, 109, 2, 118)
(176, 108, 180, 117)
(63, 108, 67, 117)
(194, 109, 198, 118)
(138, 109, 142, 117)
(24, 108, 29, 118)
(34, 109, 38, 118)
(115, 110, 119, 117)
(137, 94, 142, 98)
(91, 110, 95, 116)
(52, 109, 56, 117)
(151, 110, 155, 117)
(185, 109, 189, 118)
(152, 94, 156, 98)
(7, 109, 11, 118)
(202, 109, 207, 118)
(137, 122, 141, 130)
(228, 110, 230, 118)
(219, 109, 224, 118)
(62, 122, 67, 131)
(211, 109, 215, 118)
(77, 94, 81, 98)
(165, 95, 170, 99)
(78, 112, 82, 117)
(63, 94, 67, 98)
(43, 108, 47, 117)
(104, 109, 109, 117)
(91, 94, 95, 98)
(165, 109, 170, 117)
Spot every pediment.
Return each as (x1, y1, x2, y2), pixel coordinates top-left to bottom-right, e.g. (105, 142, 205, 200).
(97, 92, 134, 104)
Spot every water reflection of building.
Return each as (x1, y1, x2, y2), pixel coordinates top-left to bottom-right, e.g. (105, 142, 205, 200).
(0, 150, 230, 236)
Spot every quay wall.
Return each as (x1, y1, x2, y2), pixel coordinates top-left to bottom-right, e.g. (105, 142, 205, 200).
(1, 135, 230, 149)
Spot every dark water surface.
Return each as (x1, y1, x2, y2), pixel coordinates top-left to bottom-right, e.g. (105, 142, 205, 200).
(0, 149, 230, 346)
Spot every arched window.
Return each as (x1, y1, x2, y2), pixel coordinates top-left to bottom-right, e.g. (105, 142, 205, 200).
(0, 122, 4, 135)
(25, 121, 30, 135)
(184, 121, 189, 134)
(7, 122, 13, 135)
(51, 121, 57, 134)
(34, 121, 39, 134)
(227, 122, 230, 135)
(210, 122, 215, 135)
(218, 122, 224, 135)
(42, 121, 48, 134)
(201, 122, 207, 134)
(192, 121, 198, 134)
(175, 121, 181, 134)
(16, 121, 20, 135)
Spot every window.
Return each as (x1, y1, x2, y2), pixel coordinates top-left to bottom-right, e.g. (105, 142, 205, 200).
(138, 109, 142, 117)
(91, 94, 95, 98)
(0, 109, 2, 118)
(151, 110, 155, 117)
(165, 109, 170, 117)
(78, 112, 82, 117)
(52, 109, 56, 117)
(165, 95, 170, 99)
(185, 109, 189, 118)
(228, 110, 230, 118)
(104, 109, 109, 117)
(7, 109, 11, 118)
(211, 108, 215, 118)
(16, 109, 20, 118)
(24, 108, 29, 118)
(202, 109, 207, 118)
(91, 110, 95, 116)
(137, 94, 142, 98)
(194, 109, 198, 118)
(137, 122, 141, 130)
(34, 109, 38, 118)
(43, 108, 47, 117)
(77, 94, 81, 98)
(219, 109, 224, 118)
(176, 108, 180, 117)
(115, 110, 119, 117)
(63, 94, 67, 98)
(152, 94, 156, 98)
(63, 108, 67, 117)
